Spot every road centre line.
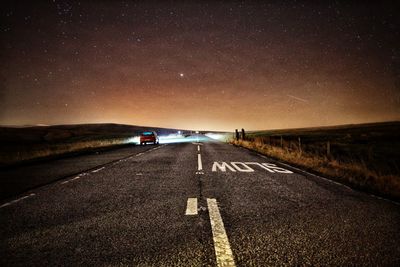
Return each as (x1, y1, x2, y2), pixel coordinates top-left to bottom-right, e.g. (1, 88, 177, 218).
(197, 154, 203, 171)
(0, 193, 36, 209)
(198, 145, 200, 151)
(185, 198, 198, 215)
(207, 198, 236, 267)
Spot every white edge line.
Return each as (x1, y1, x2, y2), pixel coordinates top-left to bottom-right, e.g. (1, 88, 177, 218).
(207, 198, 236, 267)
(92, 167, 105, 173)
(185, 198, 198, 215)
(0, 193, 36, 209)
(0, 202, 11, 208)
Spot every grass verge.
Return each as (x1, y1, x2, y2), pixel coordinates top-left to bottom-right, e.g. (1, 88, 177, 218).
(232, 138, 400, 201)
(0, 137, 132, 166)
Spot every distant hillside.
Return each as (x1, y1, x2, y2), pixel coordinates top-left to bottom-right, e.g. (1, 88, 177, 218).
(249, 121, 400, 137)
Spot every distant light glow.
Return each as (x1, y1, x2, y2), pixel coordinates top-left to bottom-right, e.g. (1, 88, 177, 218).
(126, 136, 140, 144)
(126, 134, 211, 145)
(159, 134, 208, 144)
(204, 133, 230, 142)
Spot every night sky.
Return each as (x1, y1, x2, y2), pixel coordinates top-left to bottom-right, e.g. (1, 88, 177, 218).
(1, 1, 399, 131)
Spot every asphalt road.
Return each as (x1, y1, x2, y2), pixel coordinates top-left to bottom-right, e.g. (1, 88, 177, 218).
(1, 136, 400, 266)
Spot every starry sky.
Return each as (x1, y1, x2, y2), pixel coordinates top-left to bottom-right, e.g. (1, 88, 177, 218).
(1, 1, 399, 131)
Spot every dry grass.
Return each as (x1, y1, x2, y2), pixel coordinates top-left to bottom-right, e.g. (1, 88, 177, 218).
(0, 137, 131, 165)
(232, 138, 400, 201)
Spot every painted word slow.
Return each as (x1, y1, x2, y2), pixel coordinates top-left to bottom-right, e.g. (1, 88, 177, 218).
(212, 162, 293, 173)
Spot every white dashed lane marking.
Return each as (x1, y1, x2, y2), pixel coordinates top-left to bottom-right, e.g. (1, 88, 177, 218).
(197, 154, 203, 171)
(0, 193, 36, 209)
(92, 167, 105, 173)
(61, 172, 89, 185)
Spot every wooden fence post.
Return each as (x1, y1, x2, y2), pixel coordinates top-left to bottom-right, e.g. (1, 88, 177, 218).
(241, 128, 246, 140)
(235, 129, 239, 141)
(280, 136, 283, 148)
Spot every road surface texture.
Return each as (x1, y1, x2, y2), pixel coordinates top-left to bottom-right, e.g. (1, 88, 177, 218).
(1, 136, 400, 266)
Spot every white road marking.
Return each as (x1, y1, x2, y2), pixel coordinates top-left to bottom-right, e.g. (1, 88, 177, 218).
(135, 145, 165, 157)
(207, 198, 236, 267)
(231, 162, 254, 172)
(261, 163, 293, 173)
(61, 174, 82, 184)
(212, 161, 293, 174)
(148, 145, 165, 151)
(198, 145, 200, 151)
(0, 193, 36, 209)
(136, 173, 143, 176)
(185, 198, 198, 215)
(212, 162, 237, 172)
(245, 162, 275, 173)
(197, 153, 203, 171)
(92, 167, 105, 173)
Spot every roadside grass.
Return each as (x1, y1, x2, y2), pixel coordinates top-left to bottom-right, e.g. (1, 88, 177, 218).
(231, 122, 400, 201)
(0, 137, 132, 166)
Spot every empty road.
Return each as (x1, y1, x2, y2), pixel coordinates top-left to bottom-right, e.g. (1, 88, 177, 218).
(1, 136, 400, 266)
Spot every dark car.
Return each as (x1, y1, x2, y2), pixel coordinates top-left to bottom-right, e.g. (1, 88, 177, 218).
(140, 131, 159, 145)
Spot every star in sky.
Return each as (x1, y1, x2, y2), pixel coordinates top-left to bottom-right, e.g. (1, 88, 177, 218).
(0, 1, 399, 130)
